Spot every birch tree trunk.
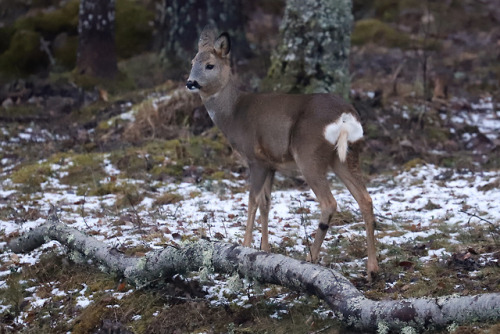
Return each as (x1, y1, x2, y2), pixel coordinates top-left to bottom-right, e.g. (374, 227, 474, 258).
(76, 0, 117, 78)
(262, 0, 352, 98)
(9, 215, 500, 332)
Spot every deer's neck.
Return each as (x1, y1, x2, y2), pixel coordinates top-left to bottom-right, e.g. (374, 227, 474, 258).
(201, 78, 242, 126)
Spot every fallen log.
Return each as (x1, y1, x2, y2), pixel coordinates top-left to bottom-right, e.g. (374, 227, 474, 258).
(9, 214, 500, 332)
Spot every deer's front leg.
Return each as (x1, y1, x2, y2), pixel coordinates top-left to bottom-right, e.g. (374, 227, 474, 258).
(243, 190, 258, 247)
(257, 171, 275, 251)
(242, 165, 272, 249)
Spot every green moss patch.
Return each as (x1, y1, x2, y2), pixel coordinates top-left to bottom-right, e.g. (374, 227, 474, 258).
(70, 69, 136, 93)
(0, 252, 119, 333)
(0, 30, 49, 77)
(1, 0, 78, 75)
(53, 34, 78, 69)
(403, 158, 426, 171)
(10, 161, 53, 193)
(118, 52, 170, 88)
(352, 19, 411, 48)
(13, 0, 79, 36)
(0, 104, 43, 120)
(109, 134, 233, 183)
(60, 153, 106, 187)
(0, 26, 15, 54)
(1, 0, 153, 77)
(115, 0, 154, 59)
(153, 192, 184, 206)
(116, 191, 145, 209)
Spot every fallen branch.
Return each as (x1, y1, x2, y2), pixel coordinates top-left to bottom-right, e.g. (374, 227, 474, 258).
(9, 214, 500, 332)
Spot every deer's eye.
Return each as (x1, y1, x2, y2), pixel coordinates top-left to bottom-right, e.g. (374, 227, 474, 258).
(205, 64, 214, 70)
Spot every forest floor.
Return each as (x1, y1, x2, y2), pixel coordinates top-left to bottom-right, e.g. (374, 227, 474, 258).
(0, 86, 499, 333)
(1, 1, 500, 333)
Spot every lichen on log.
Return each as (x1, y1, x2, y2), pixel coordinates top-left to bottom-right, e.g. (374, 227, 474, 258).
(9, 215, 500, 332)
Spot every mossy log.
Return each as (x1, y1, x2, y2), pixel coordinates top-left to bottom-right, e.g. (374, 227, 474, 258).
(9, 214, 500, 332)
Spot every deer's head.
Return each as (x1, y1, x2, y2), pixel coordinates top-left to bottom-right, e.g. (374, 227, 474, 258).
(186, 26, 231, 98)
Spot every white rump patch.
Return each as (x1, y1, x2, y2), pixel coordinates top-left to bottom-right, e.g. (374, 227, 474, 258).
(324, 113, 363, 145)
(324, 113, 363, 162)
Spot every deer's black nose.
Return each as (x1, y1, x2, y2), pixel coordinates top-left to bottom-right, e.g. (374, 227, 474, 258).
(186, 80, 201, 90)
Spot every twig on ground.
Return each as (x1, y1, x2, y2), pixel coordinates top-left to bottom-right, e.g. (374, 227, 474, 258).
(460, 209, 494, 226)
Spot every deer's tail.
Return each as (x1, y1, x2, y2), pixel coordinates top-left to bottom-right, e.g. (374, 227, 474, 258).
(336, 129, 349, 163)
(323, 113, 364, 163)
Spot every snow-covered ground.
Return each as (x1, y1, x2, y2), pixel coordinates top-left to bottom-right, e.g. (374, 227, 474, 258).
(0, 96, 499, 329)
(1, 158, 499, 325)
(1, 161, 498, 258)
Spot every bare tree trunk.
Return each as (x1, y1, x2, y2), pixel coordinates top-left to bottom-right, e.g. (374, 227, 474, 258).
(9, 215, 500, 332)
(77, 0, 117, 78)
(262, 0, 352, 98)
(158, 0, 249, 71)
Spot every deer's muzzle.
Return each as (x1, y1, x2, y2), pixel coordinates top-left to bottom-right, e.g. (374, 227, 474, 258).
(186, 80, 202, 91)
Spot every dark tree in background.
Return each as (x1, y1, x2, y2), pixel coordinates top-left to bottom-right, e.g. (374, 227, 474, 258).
(77, 0, 117, 79)
(158, 0, 249, 71)
(263, 0, 353, 97)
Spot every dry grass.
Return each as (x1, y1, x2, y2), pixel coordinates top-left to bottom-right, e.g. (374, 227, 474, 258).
(123, 87, 203, 143)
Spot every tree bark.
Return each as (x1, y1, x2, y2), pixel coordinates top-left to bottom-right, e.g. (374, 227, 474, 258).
(9, 215, 500, 332)
(76, 0, 117, 78)
(262, 0, 352, 98)
(158, 0, 249, 71)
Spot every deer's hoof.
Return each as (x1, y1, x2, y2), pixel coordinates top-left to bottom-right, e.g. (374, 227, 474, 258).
(242, 238, 252, 248)
(367, 263, 380, 282)
(306, 253, 319, 263)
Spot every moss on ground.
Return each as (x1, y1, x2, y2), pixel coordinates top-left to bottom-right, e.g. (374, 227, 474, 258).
(0, 252, 343, 334)
(0, 252, 119, 333)
(53, 34, 78, 69)
(0, 30, 49, 77)
(0, 0, 78, 75)
(13, 0, 79, 36)
(66, 98, 110, 125)
(0, 273, 24, 317)
(351, 18, 441, 51)
(0, 105, 44, 120)
(115, 0, 154, 59)
(2, 213, 499, 334)
(70, 69, 136, 94)
(113, 184, 144, 209)
(352, 19, 411, 48)
(0, 0, 154, 77)
(153, 192, 184, 206)
(10, 161, 53, 193)
(118, 53, 170, 88)
(0, 26, 15, 54)
(108, 134, 233, 183)
(59, 153, 106, 188)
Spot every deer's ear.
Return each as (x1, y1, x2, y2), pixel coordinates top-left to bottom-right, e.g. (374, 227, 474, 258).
(198, 25, 217, 50)
(214, 32, 231, 58)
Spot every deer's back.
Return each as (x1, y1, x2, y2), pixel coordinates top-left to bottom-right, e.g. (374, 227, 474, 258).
(226, 92, 358, 169)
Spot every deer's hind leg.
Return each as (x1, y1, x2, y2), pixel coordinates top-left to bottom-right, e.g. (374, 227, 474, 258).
(294, 152, 338, 263)
(332, 148, 379, 278)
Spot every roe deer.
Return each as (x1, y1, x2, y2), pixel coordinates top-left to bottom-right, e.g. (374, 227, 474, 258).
(187, 26, 379, 277)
